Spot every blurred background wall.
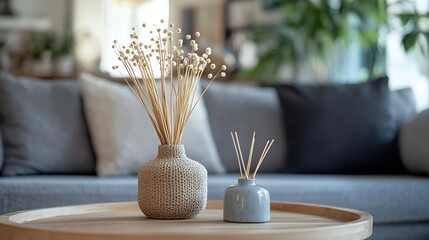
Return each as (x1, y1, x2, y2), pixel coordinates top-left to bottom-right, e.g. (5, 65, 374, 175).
(0, 0, 428, 109)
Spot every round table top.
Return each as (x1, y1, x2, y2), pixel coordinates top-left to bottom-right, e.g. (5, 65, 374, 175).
(0, 201, 372, 240)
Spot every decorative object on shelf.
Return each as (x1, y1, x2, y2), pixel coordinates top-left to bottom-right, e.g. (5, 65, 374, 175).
(224, 132, 274, 223)
(112, 20, 226, 219)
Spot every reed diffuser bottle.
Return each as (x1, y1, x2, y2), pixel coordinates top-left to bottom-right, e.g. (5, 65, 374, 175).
(224, 132, 274, 223)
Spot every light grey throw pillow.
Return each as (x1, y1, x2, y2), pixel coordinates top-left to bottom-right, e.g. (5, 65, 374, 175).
(79, 73, 225, 176)
(202, 81, 286, 173)
(392, 88, 417, 127)
(400, 109, 429, 174)
(0, 72, 95, 176)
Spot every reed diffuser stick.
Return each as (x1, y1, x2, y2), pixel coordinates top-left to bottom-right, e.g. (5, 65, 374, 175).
(252, 139, 275, 179)
(246, 132, 256, 178)
(231, 132, 243, 179)
(230, 131, 274, 180)
(234, 132, 248, 179)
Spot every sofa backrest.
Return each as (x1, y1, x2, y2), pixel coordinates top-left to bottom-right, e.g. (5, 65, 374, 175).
(203, 80, 417, 174)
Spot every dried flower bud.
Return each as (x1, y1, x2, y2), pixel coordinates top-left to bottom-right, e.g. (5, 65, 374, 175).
(221, 65, 227, 71)
(186, 35, 191, 40)
(195, 32, 200, 37)
(208, 73, 213, 79)
(210, 63, 216, 69)
(160, 19, 165, 23)
(205, 48, 212, 55)
(177, 28, 182, 33)
(142, 23, 146, 27)
(221, 72, 226, 77)
(113, 40, 118, 43)
(169, 23, 174, 28)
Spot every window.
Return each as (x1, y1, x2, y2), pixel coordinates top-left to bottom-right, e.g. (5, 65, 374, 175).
(100, 0, 169, 78)
(387, 0, 429, 111)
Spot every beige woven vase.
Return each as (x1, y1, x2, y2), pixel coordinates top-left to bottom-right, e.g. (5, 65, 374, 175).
(138, 144, 208, 219)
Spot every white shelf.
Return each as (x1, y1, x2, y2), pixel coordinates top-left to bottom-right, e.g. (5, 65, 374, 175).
(0, 16, 52, 32)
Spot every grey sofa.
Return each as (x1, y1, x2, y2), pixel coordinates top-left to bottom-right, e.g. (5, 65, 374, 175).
(1, 76, 429, 240)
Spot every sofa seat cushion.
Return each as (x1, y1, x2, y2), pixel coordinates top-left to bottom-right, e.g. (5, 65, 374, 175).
(0, 176, 137, 214)
(1, 175, 428, 225)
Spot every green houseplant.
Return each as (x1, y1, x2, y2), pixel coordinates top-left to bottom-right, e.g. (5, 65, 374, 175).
(247, 0, 419, 83)
(398, 10, 429, 77)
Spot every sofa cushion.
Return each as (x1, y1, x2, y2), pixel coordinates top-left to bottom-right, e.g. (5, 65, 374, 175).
(400, 109, 429, 175)
(79, 74, 225, 175)
(392, 87, 416, 127)
(0, 72, 95, 176)
(202, 81, 286, 173)
(275, 77, 404, 174)
(0, 176, 137, 214)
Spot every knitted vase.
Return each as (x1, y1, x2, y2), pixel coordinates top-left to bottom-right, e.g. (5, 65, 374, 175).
(138, 144, 208, 219)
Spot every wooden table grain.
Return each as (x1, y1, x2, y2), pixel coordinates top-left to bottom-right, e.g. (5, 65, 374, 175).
(0, 201, 372, 240)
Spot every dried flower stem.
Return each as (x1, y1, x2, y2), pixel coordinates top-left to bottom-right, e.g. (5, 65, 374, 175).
(112, 20, 226, 145)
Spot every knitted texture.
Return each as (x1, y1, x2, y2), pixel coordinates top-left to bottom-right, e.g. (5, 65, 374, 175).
(138, 145, 208, 219)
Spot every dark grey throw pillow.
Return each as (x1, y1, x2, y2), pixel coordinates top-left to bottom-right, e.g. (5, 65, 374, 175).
(0, 72, 95, 176)
(275, 77, 405, 174)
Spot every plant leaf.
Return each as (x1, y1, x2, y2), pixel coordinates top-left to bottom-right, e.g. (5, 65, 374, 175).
(402, 32, 419, 52)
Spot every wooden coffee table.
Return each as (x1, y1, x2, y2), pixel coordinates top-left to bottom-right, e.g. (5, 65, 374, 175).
(0, 201, 372, 240)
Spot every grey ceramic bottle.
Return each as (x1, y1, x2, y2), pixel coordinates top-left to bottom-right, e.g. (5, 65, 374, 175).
(223, 178, 270, 223)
